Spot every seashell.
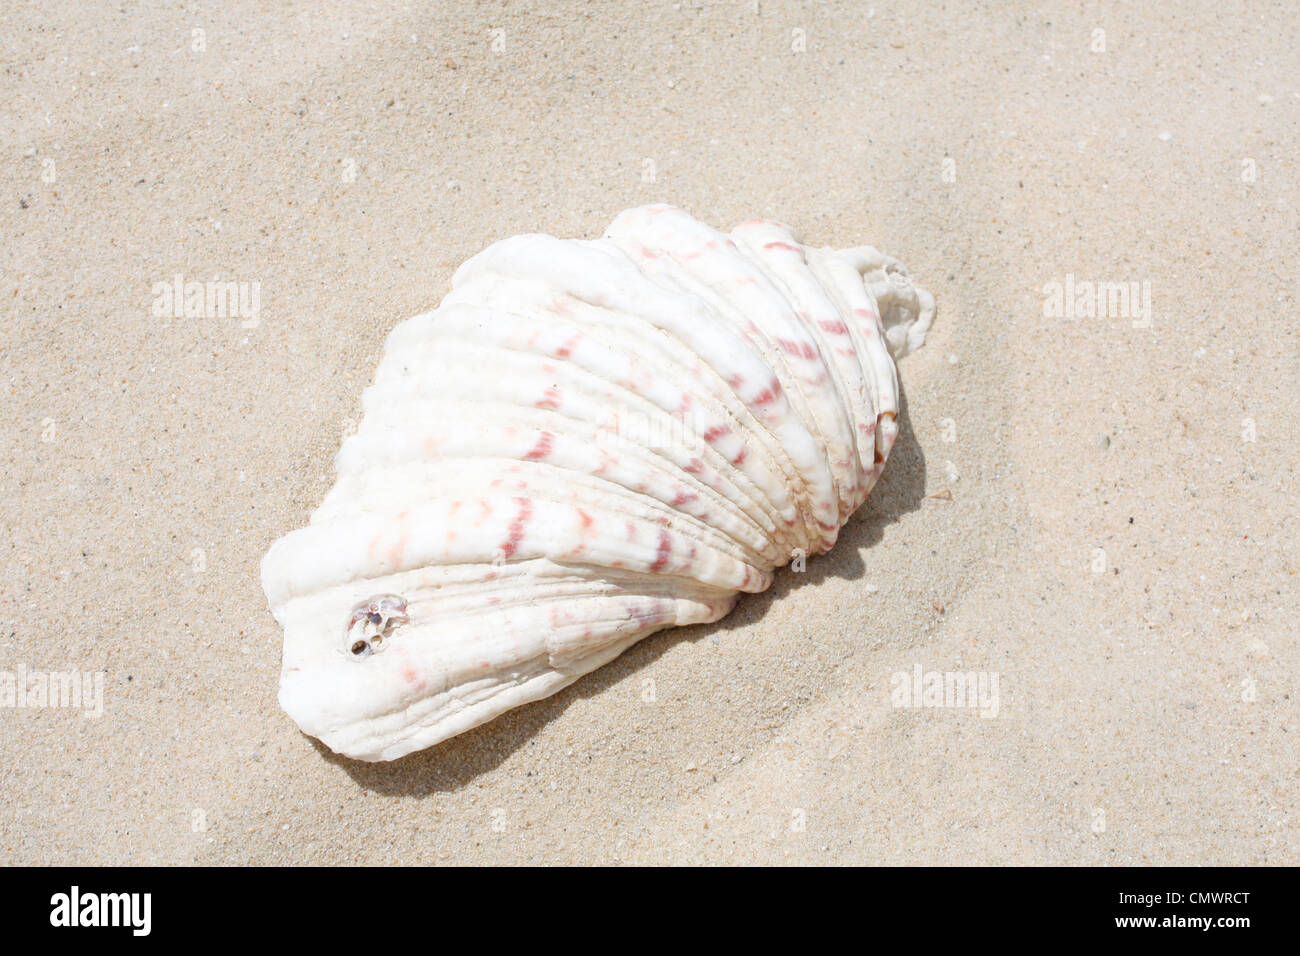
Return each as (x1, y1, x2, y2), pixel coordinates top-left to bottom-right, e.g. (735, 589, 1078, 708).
(261, 204, 934, 761)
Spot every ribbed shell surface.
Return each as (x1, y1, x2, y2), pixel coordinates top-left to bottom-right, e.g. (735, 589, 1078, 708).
(261, 205, 934, 761)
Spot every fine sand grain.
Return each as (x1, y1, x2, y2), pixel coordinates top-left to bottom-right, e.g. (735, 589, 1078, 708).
(1, 1, 1295, 864)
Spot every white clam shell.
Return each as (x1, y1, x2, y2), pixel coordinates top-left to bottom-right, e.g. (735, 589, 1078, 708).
(261, 204, 934, 761)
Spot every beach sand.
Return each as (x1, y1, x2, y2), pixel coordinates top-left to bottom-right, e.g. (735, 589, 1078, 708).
(1, 0, 1295, 864)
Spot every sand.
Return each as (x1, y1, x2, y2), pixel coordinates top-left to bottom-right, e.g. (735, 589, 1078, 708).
(1, 0, 1295, 865)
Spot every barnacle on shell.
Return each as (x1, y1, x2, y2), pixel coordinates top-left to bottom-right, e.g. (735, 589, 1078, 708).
(343, 594, 409, 659)
(261, 204, 934, 761)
